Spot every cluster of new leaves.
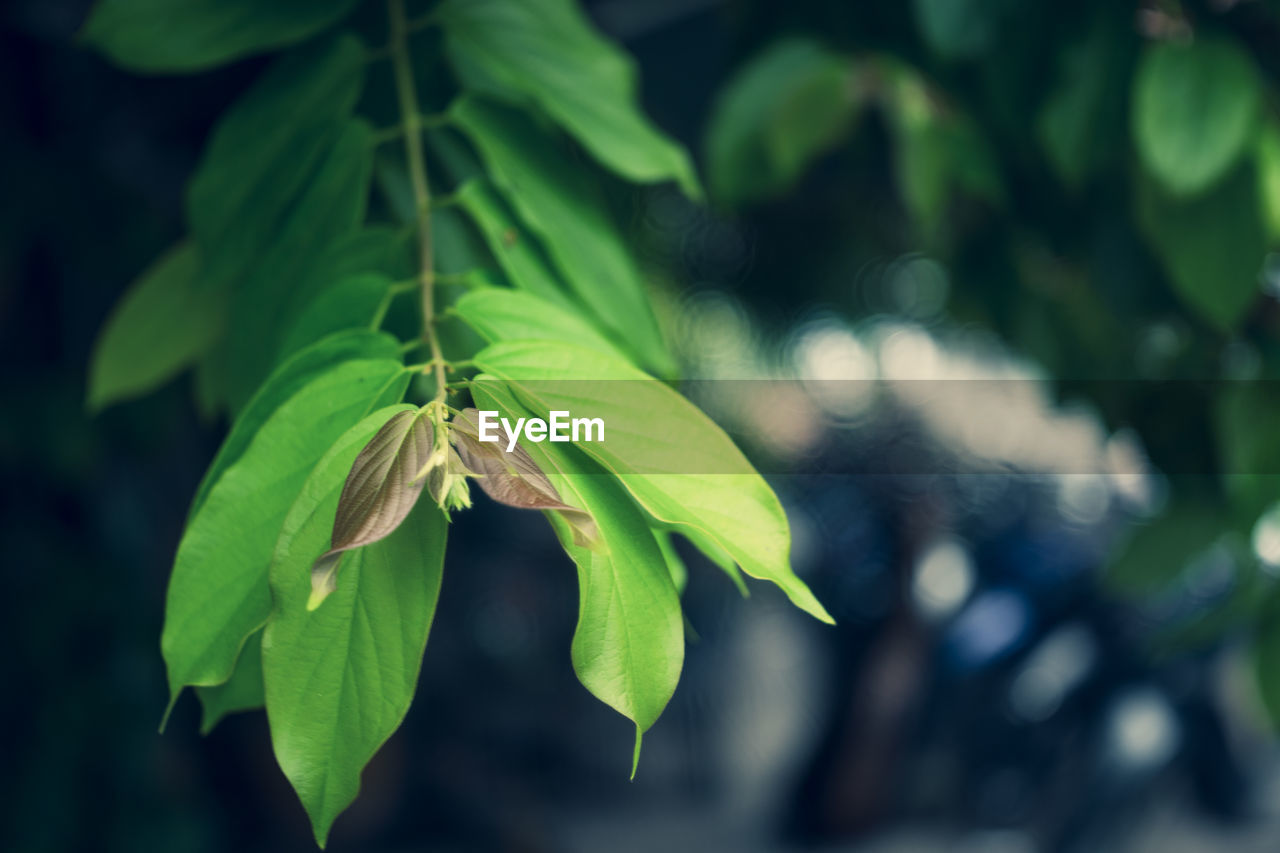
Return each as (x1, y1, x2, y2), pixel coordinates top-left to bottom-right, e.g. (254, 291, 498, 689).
(84, 0, 830, 845)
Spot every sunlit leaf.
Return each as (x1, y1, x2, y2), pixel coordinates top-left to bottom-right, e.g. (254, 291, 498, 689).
(452, 288, 633, 363)
(471, 381, 683, 762)
(1133, 38, 1261, 197)
(162, 360, 409, 710)
(88, 242, 221, 411)
(263, 408, 446, 846)
(472, 342, 833, 624)
(438, 0, 700, 197)
(190, 330, 402, 519)
(82, 0, 359, 73)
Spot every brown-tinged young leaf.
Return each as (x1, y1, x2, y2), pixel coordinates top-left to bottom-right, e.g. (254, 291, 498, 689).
(309, 408, 433, 609)
(451, 408, 599, 546)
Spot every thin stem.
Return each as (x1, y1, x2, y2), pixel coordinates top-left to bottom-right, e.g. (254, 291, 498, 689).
(388, 0, 447, 400)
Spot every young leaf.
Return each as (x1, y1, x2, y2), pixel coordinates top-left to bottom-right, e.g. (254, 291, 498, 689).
(196, 629, 264, 734)
(189, 330, 402, 519)
(452, 288, 634, 364)
(81, 0, 359, 74)
(162, 360, 410, 709)
(654, 530, 688, 596)
(1135, 163, 1266, 332)
(263, 410, 447, 847)
(471, 382, 683, 759)
(1132, 38, 1261, 197)
(450, 407, 597, 545)
(705, 38, 858, 204)
(88, 242, 221, 411)
(472, 342, 833, 624)
(308, 408, 434, 609)
(451, 98, 676, 378)
(438, 0, 700, 197)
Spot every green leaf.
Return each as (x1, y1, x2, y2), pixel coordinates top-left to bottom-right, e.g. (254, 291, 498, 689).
(81, 0, 359, 73)
(263, 409, 446, 847)
(219, 119, 376, 411)
(453, 179, 575, 308)
(1036, 20, 1128, 188)
(188, 35, 365, 294)
(438, 0, 700, 197)
(913, 0, 1010, 60)
(705, 38, 857, 204)
(669, 525, 749, 596)
(278, 274, 392, 359)
(309, 408, 434, 609)
(471, 381, 683, 751)
(88, 242, 221, 411)
(190, 330, 402, 520)
(1259, 121, 1280, 242)
(162, 359, 409, 709)
(1132, 38, 1261, 197)
(882, 62, 1003, 231)
(1136, 163, 1266, 331)
(472, 341, 833, 624)
(196, 629, 264, 734)
(1216, 383, 1280, 521)
(451, 98, 675, 377)
(1105, 499, 1230, 596)
(453, 288, 634, 364)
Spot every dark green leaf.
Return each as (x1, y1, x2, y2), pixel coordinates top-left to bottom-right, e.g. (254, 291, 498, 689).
(1216, 383, 1280, 521)
(187, 36, 364, 293)
(219, 119, 376, 411)
(1036, 20, 1128, 188)
(1105, 498, 1230, 596)
(912, 0, 1010, 60)
(472, 342, 833, 624)
(1259, 121, 1280, 242)
(82, 0, 359, 73)
(196, 629, 264, 734)
(453, 180, 575, 308)
(162, 360, 409, 709)
(438, 0, 700, 197)
(1132, 38, 1261, 197)
(705, 38, 857, 204)
(278, 274, 392, 359)
(190, 330, 402, 520)
(1254, 604, 1280, 727)
(88, 242, 221, 411)
(309, 408, 434, 609)
(451, 98, 675, 377)
(1136, 163, 1266, 331)
(263, 409, 447, 846)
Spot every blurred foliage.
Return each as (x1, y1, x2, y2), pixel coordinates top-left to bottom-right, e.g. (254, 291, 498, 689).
(702, 0, 1280, 720)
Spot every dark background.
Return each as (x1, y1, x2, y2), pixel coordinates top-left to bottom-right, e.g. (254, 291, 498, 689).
(5, 1, 1280, 851)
